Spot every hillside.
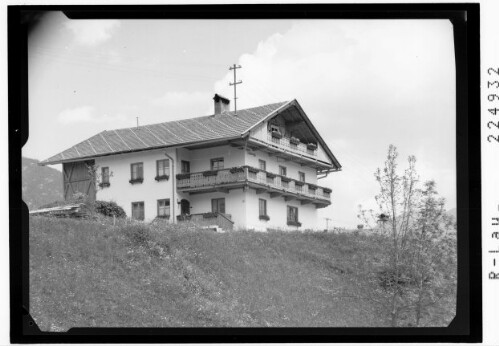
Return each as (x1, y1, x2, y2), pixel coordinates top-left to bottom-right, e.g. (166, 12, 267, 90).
(22, 157, 63, 210)
(29, 217, 456, 330)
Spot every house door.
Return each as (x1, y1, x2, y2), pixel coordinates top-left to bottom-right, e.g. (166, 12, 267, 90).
(180, 199, 190, 215)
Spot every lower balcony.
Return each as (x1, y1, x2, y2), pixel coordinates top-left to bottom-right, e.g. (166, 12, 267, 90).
(176, 166, 332, 208)
(177, 212, 234, 231)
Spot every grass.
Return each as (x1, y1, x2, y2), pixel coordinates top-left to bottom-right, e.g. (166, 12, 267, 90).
(29, 216, 454, 330)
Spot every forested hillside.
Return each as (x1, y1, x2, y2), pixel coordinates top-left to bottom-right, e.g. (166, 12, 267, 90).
(22, 157, 63, 209)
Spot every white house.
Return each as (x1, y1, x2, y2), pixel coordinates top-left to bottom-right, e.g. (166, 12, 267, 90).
(40, 95, 341, 231)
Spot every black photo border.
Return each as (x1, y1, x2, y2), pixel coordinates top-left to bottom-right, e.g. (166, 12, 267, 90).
(8, 3, 481, 343)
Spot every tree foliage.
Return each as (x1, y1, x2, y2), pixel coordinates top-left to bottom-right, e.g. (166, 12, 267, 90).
(358, 145, 456, 326)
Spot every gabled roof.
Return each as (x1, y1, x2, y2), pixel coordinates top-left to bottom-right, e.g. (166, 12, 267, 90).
(40, 101, 289, 165)
(40, 100, 341, 169)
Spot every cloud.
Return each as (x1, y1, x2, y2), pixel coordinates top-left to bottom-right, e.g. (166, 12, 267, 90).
(151, 91, 214, 120)
(212, 20, 455, 228)
(65, 20, 121, 46)
(58, 106, 126, 124)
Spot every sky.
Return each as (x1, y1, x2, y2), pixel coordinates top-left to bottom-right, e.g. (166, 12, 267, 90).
(24, 13, 456, 228)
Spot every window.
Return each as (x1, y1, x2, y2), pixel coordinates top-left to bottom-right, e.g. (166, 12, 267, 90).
(259, 199, 269, 220)
(130, 162, 143, 183)
(295, 184, 303, 192)
(132, 202, 145, 220)
(211, 158, 224, 170)
(101, 167, 110, 185)
(298, 171, 305, 182)
(282, 180, 289, 188)
(270, 124, 280, 133)
(211, 198, 225, 214)
(156, 159, 170, 177)
(279, 166, 287, 176)
(259, 159, 266, 171)
(157, 199, 170, 218)
(181, 160, 190, 174)
(259, 199, 267, 216)
(287, 206, 299, 224)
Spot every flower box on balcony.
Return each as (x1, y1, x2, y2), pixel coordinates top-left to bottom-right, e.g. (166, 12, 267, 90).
(294, 180, 305, 186)
(156, 215, 170, 220)
(155, 175, 169, 182)
(307, 143, 317, 151)
(308, 184, 318, 190)
(176, 173, 190, 180)
(281, 176, 292, 183)
(271, 131, 283, 139)
(129, 178, 143, 185)
(323, 187, 332, 193)
(202, 212, 218, 219)
(287, 220, 302, 227)
(266, 172, 276, 178)
(229, 167, 244, 174)
(247, 166, 259, 174)
(290, 136, 300, 145)
(259, 215, 270, 221)
(202, 170, 219, 177)
(98, 182, 110, 188)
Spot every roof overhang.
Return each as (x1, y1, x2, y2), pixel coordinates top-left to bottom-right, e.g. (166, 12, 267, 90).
(39, 135, 244, 166)
(242, 99, 342, 170)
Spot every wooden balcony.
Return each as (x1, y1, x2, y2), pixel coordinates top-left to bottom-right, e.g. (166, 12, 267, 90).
(177, 212, 234, 231)
(176, 166, 332, 208)
(266, 132, 318, 156)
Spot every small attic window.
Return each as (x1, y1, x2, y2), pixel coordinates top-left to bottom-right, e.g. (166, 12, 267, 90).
(270, 125, 280, 133)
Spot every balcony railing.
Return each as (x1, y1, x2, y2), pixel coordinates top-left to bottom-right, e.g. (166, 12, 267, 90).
(176, 166, 332, 204)
(177, 212, 234, 231)
(248, 129, 330, 164)
(266, 132, 318, 157)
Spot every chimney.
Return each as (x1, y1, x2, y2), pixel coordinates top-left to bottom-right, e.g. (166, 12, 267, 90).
(213, 94, 230, 116)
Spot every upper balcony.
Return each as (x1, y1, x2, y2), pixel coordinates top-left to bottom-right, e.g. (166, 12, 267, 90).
(243, 130, 333, 171)
(176, 166, 332, 208)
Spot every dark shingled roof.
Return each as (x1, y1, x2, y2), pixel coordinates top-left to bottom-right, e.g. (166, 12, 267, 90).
(41, 101, 291, 165)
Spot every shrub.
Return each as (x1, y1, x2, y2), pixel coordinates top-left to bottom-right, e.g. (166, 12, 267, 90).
(94, 200, 126, 218)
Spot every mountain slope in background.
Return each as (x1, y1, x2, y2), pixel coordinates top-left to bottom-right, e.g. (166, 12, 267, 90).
(22, 157, 63, 210)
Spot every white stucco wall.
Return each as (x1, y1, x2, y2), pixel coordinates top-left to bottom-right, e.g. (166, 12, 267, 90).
(186, 189, 247, 229)
(95, 148, 178, 221)
(93, 143, 325, 230)
(244, 188, 319, 231)
(245, 150, 318, 185)
(178, 145, 245, 173)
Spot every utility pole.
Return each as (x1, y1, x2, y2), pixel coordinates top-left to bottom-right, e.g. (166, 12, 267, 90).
(229, 64, 242, 115)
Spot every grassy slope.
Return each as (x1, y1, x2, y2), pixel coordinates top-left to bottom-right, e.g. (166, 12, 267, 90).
(30, 217, 442, 330)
